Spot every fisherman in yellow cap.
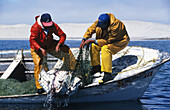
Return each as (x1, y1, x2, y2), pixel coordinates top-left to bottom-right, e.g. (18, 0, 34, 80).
(79, 13, 130, 82)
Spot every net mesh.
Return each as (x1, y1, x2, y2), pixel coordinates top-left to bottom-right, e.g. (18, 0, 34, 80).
(73, 46, 92, 86)
(0, 47, 92, 96)
(0, 78, 36, 96)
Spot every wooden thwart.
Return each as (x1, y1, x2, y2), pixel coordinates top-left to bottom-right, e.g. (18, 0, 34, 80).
(0, 50, 26, 82)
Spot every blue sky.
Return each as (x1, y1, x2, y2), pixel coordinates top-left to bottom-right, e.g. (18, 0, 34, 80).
(0, 0, 170, 25)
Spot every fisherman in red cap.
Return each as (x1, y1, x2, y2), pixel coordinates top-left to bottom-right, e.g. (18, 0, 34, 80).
(29, 13, 76, 94)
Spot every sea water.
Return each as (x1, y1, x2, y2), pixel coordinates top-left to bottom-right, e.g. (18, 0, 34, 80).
(0, 40, 169, 110)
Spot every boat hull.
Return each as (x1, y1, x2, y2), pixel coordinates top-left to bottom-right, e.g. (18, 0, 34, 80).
(0, 63, 165, 103)
(0, 47, 169, 103)
(70, 64, 162, 103)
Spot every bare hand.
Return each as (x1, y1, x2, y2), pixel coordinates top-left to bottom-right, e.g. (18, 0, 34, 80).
(40, 48, 47, 56)
(55, 43, 61, 53)
(79, 40, 85, 49)
(84, 40, 95, 46)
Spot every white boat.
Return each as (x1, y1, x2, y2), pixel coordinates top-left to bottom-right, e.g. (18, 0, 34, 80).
(66, 46, 170, 102)
(0, 46, 169, 103)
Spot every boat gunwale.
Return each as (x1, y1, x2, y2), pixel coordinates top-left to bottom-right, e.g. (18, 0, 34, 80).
(0, 93, 46, 99)
(81, 57, 170, 89)
(0, 50, 169, 99)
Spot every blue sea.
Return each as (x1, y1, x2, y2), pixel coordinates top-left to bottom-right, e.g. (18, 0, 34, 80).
(0, 40, 170, 110)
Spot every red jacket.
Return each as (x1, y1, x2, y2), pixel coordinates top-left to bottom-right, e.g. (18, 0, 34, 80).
(29, 16, 66, 51)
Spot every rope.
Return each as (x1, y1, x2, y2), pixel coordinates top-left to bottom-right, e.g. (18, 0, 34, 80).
(114, 46, 158, 75)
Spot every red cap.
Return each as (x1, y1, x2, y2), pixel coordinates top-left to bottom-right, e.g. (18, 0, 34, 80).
(41, 13, 53, 27)
(42, 21, 53, 27)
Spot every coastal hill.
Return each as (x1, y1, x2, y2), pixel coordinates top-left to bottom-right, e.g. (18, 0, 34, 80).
(0, 21, 170, 40)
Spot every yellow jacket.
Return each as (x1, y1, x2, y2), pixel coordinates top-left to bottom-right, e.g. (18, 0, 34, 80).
(83, 13, 130, 54)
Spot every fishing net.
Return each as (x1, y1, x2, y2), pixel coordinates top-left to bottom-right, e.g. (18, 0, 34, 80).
(0, 78, 36, 96)
(0, 47, 92, 97)
(73, 46, 92, 86)
(42, 47, 92, 108)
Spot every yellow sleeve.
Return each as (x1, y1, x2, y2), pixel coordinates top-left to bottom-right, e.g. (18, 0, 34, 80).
(97, 39, 108, 47)
(83, 20, 98, 39)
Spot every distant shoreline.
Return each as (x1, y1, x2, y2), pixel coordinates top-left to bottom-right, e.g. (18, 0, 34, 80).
(1, 21, 170, 41)
(143, 37, 170, 40)
(0, 37, 170, 41)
